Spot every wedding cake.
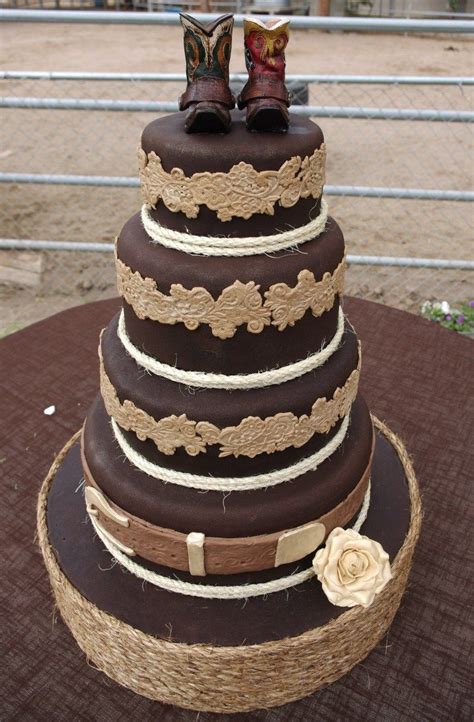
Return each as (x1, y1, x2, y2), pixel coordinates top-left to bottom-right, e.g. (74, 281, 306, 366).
(38, 15, 421, 713)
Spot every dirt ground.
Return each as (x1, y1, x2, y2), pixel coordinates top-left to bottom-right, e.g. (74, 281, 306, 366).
(3, 22, 472, 75)
(0, 23, 473, 334)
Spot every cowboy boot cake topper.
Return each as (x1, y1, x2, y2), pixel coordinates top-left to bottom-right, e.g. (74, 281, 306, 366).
(179, 13, 235, 134)
(238, 18, 291, 133)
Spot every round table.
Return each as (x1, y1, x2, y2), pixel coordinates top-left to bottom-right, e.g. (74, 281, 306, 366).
(1, 297, 472, 721)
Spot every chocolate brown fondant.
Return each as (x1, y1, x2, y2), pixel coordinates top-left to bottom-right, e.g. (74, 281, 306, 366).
(117, 211, 343, 305)
(149, 195, 321, 238)
(49, 430, 410, 646)
(101, 312, 358, 430)
(83, 394, 373, 536)
(81, 446, 372, 576)
(141, 111, 325, 236)
(142, 112, 323, 176)
(116, 212, 344, 373)
(123, 300, 340, 374)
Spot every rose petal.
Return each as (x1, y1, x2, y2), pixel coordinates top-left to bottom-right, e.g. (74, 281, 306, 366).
(312, 545, 330, 576)
(339, 549, 370, 580)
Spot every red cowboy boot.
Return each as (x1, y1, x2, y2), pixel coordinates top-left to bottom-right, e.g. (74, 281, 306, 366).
(179, 13, 235, 134)
(238, 18, 291, 133)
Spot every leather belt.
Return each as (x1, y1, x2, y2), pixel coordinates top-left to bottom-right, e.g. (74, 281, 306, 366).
(81, 425, 374, 576)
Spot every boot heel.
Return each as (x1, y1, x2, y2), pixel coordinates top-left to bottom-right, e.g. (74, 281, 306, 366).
(246, 100, 289, 134)
(185, 103, 232, 134)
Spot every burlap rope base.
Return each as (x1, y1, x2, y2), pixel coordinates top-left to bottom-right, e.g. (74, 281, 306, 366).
(37, 417, 421, 714)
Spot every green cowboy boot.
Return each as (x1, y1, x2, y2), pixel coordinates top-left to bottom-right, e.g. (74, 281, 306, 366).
(179, 13, 235, 134)
(238, 18, 291, 133)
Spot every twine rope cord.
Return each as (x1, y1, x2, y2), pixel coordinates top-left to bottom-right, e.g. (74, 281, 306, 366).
(89, 482, 371, 600)
(111, 412, 350, 492)
(141, 199, 329, 257)
(117, 306, 345, 390)
(37, 416, 422, 712)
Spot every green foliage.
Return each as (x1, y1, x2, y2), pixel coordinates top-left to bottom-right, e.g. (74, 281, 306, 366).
(421, 300, 474, 335)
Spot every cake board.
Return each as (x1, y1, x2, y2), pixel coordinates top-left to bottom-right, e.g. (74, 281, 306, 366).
(37, 416, 421, 714)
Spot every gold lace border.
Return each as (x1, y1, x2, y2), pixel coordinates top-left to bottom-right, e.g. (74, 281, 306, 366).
(99, 344, 361, 459)
(138, 144, 326, 222)
(116, 252, 345, 340)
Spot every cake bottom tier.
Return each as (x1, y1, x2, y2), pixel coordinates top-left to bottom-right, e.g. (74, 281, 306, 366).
(38, 417, 420, 713)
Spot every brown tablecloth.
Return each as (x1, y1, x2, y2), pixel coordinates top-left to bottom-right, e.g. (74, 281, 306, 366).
(1, 297, 472, 721)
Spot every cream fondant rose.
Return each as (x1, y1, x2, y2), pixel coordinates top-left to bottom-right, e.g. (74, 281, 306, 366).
(312, 527, 392, 608)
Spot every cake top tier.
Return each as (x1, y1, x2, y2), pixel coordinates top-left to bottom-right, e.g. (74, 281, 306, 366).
(141, 111, 324, 175)
(139, 111, 326, 225)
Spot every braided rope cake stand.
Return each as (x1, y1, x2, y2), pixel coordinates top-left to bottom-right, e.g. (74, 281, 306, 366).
(37, 416, 421, 713)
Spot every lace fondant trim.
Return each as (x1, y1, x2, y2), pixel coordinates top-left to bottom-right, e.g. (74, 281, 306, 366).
(99, 344, 360, 458)
(111, 412, 351, 491)
(138, 144, 326, 221)
(116, 251, 345, 339)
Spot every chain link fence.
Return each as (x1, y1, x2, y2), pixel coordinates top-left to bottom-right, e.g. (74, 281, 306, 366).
(1, 35, 473, 333)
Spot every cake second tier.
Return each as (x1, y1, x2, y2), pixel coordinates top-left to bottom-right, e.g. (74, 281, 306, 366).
(116, 211, 345, 374)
